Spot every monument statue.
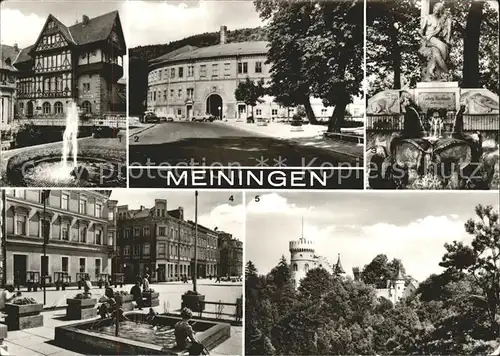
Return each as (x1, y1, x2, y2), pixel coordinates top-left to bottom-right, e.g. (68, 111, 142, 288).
(419, 2, 452, 82)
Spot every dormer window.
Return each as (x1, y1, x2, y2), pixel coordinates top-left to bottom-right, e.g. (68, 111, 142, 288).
(5, 58, 11, 66)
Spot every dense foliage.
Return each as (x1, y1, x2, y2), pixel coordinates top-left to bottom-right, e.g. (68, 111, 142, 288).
(367, 0, 499, 96)
(246, 204, 500, 355)
(128, 27, 267, 115)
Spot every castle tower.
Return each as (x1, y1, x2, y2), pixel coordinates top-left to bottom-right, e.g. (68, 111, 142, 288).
(289, 219, 316, 289)
(334, 253, 345, 275)
(393, 267, 406, 303)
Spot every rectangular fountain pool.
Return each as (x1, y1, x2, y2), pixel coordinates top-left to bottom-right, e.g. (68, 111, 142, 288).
(54, 312, 231, 355)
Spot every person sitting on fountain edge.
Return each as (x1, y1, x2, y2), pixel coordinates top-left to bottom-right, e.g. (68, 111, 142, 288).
(130, 279, 143, 310)
(175, 307, 207, 355)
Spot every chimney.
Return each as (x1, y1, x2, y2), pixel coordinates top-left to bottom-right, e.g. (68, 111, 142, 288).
(13, 43, 19, 52)
(220, 25, 227, 45)
(82, 15, 90, 26)
(140, 205, 145, 211)
(178, 207, 183, 220)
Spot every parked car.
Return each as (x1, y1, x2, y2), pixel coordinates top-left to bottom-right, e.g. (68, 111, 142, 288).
(192, 116, 205, 122)
(206, 115, 216, 122)
(144, 113, 160, 123)
(166, 117, 174, 122)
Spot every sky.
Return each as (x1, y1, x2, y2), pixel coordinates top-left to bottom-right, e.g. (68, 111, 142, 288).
(246, 191, 500, 282)
(109, 189, 244, 239)
(124, 1, 264, 48)
(0, 0, 128, 78)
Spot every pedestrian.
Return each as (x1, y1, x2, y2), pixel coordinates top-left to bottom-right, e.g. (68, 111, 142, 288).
(175, 308, 208, 355)
(84, 274, 92, 296)
(143, 274, 150, 291)
(130, 280, 143, 310)
(0, 285, 15, 311)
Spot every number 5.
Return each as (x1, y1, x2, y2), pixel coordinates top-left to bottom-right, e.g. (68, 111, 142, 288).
(254, 195, 260, 202)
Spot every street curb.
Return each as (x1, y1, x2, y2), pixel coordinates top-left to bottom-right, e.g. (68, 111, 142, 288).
(215, 122, 364, 161)
(129, 124, 156, 137)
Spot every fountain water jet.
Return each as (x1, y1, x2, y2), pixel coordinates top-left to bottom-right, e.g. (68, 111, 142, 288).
(60, 102, 79, 175)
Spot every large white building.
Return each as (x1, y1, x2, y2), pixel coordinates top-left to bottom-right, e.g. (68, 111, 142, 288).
(146, 26, 364, 121)
(289, 235, 417, 305)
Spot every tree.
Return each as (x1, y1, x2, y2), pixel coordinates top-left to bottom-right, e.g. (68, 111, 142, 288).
(298, 267, 335, 302)
(361, 254, 407, 287)
(255, 0, 364, 131)
(234, 77, 266, 118)
(439, 204, 500, 336)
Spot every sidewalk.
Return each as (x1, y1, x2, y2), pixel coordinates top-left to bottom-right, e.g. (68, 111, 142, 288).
(217, 120, 364, 159)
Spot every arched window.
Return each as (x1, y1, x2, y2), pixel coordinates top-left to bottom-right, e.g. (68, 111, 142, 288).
(304, 263, 309, 272)
(54, 101, 63, 114)
(293, 263, 298, 272)
(42, 102, 51, 114)
(81, 101, 92, 113)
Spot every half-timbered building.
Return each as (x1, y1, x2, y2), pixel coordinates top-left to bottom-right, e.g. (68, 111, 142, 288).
(13, 11, 126, 120)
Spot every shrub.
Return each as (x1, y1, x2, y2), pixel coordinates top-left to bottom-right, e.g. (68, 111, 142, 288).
(12, 297, 38, 305)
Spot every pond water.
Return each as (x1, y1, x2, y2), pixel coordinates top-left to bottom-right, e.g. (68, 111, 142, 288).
(95, 321, 176, 347)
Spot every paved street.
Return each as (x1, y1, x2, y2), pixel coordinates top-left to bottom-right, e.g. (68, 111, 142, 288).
(2, 281, 242, 356)
(128, 121, 363, 167)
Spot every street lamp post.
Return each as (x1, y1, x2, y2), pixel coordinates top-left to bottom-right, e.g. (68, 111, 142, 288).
(42, 190, 51, 306)
(193, 191, 198, 293)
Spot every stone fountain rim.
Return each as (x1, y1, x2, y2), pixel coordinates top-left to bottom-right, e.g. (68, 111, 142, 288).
(53, 312, 231, 355)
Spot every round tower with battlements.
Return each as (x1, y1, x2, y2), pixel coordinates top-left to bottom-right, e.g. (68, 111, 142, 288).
(289, 237, 317, 289)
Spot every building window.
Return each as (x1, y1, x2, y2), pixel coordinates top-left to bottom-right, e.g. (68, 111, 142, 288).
(212, 64, 218, 77)
(255, 61, 262, 73)
(81, 101, 92, 113)
(177, 109, 182, 116)
(170, 89, 174, 97)
(144, 226, 150, 236)
(256, 109, 262, 116)
(95, 259, 101, 278)
(200, 65, 206, 78)
(163, 90, 167, 100)
(170, 68, 175, 78)
(17, 215, 27, 235)
(124, 245, 130, 255)
(96, 204, 102, 218)
(187, 88, 194, 99)
(61, 194, 69, 209)
(83, 83, 90, 92)
(305, 263, 309, 272)
(42, 102, 51, 114)
(159, 227, 166, 236)
(14, 190, 26, 199)
(224, 63, 230, 76)
(79, 199, 87, 214)
(133, 244, 140, 256)
(158, 243, 166, 257)
(54, 101, 63, 114)
(144, 243, 150, 257)
(61, 257, 68, 273)
(96, 230, 102, 245)
(62, 222, 69, 240)
(18, 102, 24, 113)
(153, 91, 156, 101)
(80, 227, 87, 242)
(178, 67, 184, 78)
(187, 65, 194, 77)
(134, 227, 141, 237)
(272, 109, 278, 116)
(238, 62, 248, 74)
(108, 210, 114, 221)
(321, 108, 327, 115)
(178, 89, 182, 98)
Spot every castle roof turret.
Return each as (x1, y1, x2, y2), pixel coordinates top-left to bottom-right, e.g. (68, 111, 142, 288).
(395, 267, 405, 280)
(335, 253, 345, 274)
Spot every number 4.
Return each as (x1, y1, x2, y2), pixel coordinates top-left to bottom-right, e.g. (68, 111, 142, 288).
(229, 195, 234, 202)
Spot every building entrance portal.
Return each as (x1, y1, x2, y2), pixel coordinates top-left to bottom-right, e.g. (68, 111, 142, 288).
(27, 101, 34, 117)
(206, 94, 222, 119)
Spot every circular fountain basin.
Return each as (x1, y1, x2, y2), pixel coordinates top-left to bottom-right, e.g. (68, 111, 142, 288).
(7, 155, 126, 187)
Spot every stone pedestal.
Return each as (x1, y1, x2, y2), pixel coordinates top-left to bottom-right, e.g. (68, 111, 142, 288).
(181, 294, 205, 312)
(66, 298, 97, 320)
(0, 324, 7, 354)
(5, 303, 44, 330)
(414, 82, 460, 112)
(120, 295, 134, 311)
(142, 292, 160, 308)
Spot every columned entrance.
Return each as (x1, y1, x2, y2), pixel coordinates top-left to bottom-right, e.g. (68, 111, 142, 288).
(206, 94, 222, 118)
(186, 105, 193, 120)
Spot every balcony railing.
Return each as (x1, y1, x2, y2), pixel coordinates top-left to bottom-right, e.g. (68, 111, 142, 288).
(14, 113, 126, 128)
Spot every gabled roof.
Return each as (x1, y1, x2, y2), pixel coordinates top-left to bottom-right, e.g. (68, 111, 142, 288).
(69, 11, 119, 46)
(15, 11, 122, 64)
(155, 41, 269, 64)
(150, 45, 199, 64)
(395, 268, 405, 280)
(0, 44, 20, 71)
